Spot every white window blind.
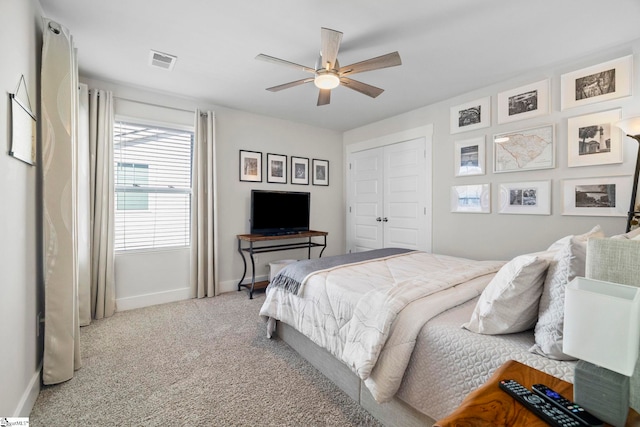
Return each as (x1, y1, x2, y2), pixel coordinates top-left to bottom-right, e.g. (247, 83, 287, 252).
(114, 121, 193, 251)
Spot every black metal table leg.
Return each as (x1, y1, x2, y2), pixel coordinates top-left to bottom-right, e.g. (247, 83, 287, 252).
(249, 242, 256, 299)
(237, 239, 247, 291)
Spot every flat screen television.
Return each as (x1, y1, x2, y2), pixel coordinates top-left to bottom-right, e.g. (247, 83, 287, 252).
(250, 190, 310, 235)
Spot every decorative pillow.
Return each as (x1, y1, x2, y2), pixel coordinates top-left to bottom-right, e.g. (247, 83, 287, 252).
(463, 255, 549, 335)
(530, 226, 605, 359)
(546, 224, 603, 252)
(611, 227, 640, 240)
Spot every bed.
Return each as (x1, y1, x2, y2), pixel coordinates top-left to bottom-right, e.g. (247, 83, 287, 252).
(259, 225, 626, 425)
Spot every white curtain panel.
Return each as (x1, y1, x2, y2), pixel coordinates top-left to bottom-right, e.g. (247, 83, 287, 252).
(77, 84, 92, 326)
(88, 88, 116, 319)
(41, 19, 82, 384)
(191, 110, 219, 297)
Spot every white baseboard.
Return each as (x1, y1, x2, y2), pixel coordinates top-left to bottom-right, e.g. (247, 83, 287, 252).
(219, 274, 268, 294)
(17, 363, 41, 417)
(116, 287, 191, 311)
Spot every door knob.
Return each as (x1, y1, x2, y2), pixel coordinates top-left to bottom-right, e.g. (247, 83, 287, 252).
(376, 217, 382, 222)
(383, 217, 388, 222)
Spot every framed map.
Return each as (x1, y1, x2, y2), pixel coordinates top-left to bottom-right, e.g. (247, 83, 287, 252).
(493, 124, 555, 173)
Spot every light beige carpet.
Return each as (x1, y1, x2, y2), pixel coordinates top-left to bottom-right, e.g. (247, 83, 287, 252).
(30, 291, 381, 426)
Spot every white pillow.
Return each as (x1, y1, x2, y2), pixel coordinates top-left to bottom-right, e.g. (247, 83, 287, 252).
(546, 224, 603, 251)
(530, 227, 604, 359)
(463, 255, 549, 335)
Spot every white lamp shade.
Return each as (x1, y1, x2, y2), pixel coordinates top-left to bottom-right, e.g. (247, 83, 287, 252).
(616, 116, 640, 136)
(563, 277, 640, 376)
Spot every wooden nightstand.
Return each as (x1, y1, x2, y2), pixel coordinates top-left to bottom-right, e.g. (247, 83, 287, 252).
(434, 360, 640, 427)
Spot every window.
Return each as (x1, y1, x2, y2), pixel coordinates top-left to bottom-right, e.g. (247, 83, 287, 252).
(113, 121, 193, 251)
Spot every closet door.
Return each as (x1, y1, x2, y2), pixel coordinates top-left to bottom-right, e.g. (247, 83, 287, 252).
(383, 138, 427, 250)
(348, 137, 428, 252)
(350, 147, 384, 252)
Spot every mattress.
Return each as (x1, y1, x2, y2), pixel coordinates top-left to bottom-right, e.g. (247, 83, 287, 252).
(395, 297, 577, 421)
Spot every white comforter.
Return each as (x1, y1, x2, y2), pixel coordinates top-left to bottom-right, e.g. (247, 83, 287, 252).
(259, 251, 504, 402)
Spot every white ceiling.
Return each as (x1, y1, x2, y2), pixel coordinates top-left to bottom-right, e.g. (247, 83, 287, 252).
(39, 0, 640, 132)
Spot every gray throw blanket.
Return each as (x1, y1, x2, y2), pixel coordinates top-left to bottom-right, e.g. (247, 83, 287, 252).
(269, 248, 414, 294)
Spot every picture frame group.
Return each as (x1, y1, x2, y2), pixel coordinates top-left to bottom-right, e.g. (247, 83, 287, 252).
(239, 149, 329, 186)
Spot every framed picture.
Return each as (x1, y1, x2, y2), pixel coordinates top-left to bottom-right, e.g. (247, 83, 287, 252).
(562, 176, 631, 217)
(9, 91, 37, 166)
(450, 97, 491, 134)
(567, 109, 623, 168)
(312, 158, 329, 186)
(493, 124, 555, 173)
(291, 156, 309, 185)
(497, 79, 550, 124)
(451, 184, 490, 213)
(239, 150, 262, 182)
(267, 153, 287, 184)
(454, 136, 485, 176)
(560, 55, 633, 110)
(499, 180, 551, 215)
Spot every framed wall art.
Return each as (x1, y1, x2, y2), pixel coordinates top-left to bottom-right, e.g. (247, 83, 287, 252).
(562, 176, 631, 217)
(239, 150, 262, 182)
(567, 109, 622, 167)
(450, 97, 491, 134)
(267, 153, 287, 184)
(560, 55, 633, 110)
(312, 158, 329, 186)
(9, 75, 37, 166)
(497, 79, 550, 124)
(499, 180, 551, 215)
(451, 184, 490, 213)
(493, 124, 555, 173)
(291, 156, 309, 185)
(454, 136, 485, 176)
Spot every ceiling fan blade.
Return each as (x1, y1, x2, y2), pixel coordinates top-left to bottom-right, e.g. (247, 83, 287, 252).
(266, 78, 314, 92)
(255, 54, 316, 74)
(339, 51, 402, 76)
(317, 89, 331, 106)
(340, 78, 384, 98)
(320, 27, 343, 69)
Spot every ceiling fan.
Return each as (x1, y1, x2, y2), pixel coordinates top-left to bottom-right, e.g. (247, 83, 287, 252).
(256, 27, 402, 106)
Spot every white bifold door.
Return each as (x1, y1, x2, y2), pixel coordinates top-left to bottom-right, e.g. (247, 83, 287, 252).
(348, 137, 429, 252)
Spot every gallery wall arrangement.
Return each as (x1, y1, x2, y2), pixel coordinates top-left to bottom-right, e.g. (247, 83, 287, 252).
(239, 149, 329, 186)
(450, 54, 635, 224)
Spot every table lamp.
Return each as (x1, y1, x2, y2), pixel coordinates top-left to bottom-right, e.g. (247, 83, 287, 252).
(563, 276, 640, 427)
(615, 117, 640, 232)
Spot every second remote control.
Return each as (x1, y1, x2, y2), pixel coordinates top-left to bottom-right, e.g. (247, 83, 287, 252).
(499, 379, 582, 426)
(532, 383, 604, 426)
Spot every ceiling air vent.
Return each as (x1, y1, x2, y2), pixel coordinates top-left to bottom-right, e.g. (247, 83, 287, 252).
(149, 50, 177, 71)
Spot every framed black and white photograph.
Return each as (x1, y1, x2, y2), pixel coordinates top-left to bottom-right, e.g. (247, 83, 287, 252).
(239, 150, 262, 182)
(567, 109, 622, 168)
(454, 136, 485, 176)
(562, 176, 631, 217)
(497, 79, 550, 124)
(493, 124, 555, 173)
(267, 153, 287, 184)
(450, 97, 491, 134)
(499, 180, 551, 215)
(560, 55, 633, 110)
(291, 156, 309, 185)
(450, 184, 490, 213)
(312, 158, 329, 186)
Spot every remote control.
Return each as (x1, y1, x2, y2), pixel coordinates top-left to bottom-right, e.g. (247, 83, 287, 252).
(499, 379, 582, 427)
(532, 383, 604, 426)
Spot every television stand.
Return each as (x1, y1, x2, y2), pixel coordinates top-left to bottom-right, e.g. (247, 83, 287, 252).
(236, 230, 328, 299)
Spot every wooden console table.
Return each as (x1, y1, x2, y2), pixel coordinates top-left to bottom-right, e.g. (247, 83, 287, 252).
(434, 360, 639, 427)
(236, 230, 328, 299)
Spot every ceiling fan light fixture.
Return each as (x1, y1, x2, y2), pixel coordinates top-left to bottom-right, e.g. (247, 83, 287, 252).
(314, 71, 340, 90)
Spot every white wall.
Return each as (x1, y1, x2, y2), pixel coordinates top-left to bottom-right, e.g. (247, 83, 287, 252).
(0, 0, 43, 416)
(82, 77, 344, 306)
(345, 38, 640, 261)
